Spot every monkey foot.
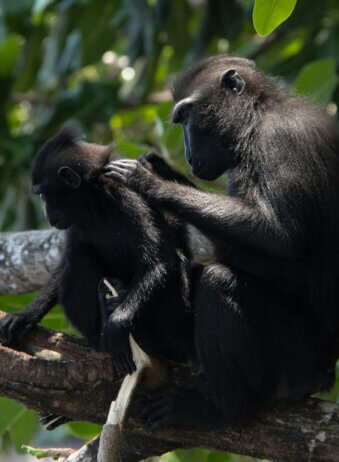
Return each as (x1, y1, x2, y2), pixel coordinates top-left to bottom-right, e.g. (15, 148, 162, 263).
(39, 413, 72, 431)
(137, 388, 223, 431)
(98, 277, 128, 320)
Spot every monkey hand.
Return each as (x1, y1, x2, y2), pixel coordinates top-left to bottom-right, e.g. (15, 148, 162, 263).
(103, 159, 162, 196)
(139, 152, 177, 179)
(0, 312, 35, 346)
(101, 315, 136, 376)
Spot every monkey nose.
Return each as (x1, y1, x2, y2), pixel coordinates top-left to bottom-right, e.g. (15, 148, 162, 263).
(172, 98, 194, 124)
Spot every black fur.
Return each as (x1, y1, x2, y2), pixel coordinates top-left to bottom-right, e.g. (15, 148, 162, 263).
(0, 129, 195, 376)
(104, 55, 339, 429)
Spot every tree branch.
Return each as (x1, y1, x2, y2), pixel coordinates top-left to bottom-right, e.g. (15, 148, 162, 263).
(0, 231, 338, 461)
(0, 309, 337, 462)
(0, 228, 213, 294)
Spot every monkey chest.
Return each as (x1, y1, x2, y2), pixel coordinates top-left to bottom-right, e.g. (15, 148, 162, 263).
(93, 231, 141, 280)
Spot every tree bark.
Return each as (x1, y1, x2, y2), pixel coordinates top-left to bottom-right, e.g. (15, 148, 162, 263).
(0, 228, 213, 294)
(0, 230, 338, 461)
(0, 311, 337, 462)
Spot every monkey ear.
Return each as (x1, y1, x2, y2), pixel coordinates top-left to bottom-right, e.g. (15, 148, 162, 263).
(58, 166, 82, 190)
(220, 69, 245, 95)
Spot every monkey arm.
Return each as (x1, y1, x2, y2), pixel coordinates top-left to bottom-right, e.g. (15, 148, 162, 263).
(22, 270, 60, 322)
(154, 187, 297, 259)
(217, 242, 307, 296)
(0, 268, 60, 345)
(104, 160, 300, 260)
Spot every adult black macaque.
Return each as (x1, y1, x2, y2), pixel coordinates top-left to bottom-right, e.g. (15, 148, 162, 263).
(104, 55, 339, 429)
(0, 127, 195, 377)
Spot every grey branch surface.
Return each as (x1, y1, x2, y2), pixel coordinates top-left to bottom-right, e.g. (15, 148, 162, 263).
(0, 230, 338, 462)
(0, 227, 213, 294)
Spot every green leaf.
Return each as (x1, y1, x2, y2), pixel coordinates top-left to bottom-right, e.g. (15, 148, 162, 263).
(0, 398, 39, 452)
(0, 34, 23, 78)
(294, 58, 338, 105)
(253, 0, 297, 36)
(67, 421, 102, 440)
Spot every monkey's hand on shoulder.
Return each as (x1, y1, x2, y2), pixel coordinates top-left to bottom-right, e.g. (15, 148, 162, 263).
(103, 158, 163, 196)
(139, 152, 177, 179)
(0, 312, 35, 346)
(101, 313, 136, 376)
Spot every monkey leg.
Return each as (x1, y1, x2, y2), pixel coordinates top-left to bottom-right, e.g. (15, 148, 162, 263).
(139, 263, 256, 429)
(139, 263, 323, 430)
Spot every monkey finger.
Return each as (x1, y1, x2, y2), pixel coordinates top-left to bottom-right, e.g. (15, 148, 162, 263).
(106, 165, 131, 175)
(138, 154, 152, 170)
(142, 152, 164, 168)
(122, 342, 136, 372)
(19, 323, 34, 340)
(124, 354, 136, 375)
(113, 355, 127, 376)
(147, 414, 182, 432)
(104, 171, 127, 184)
(115, 353, 128, 375)
(40, 413, 58, 425)
(6, 323, 17, 340)
(138, 396, 166, 422)
(0, 318, 12, 339)
(3, 323, 16, 344)
(113, 159, 138, 166)
(120, 356, 131, 376)
(122, 350, 135, 375)
(46, 416, 70, 431)
(104, 160, 137, 171)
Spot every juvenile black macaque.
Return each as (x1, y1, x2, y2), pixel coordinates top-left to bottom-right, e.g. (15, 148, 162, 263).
(0, 127, 195, 378)
(105, 55, 339, 429)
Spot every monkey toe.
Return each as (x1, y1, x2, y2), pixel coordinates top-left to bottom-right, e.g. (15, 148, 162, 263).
(109, 278, 128, 299)
(0, 314, 31, 346)
(40, 413, 71, 430)
(138, 388, 216, 431)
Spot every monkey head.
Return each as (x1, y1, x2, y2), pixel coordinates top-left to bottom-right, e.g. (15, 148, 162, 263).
(171, 55, 267, 181)
(31, 126, 112, 229)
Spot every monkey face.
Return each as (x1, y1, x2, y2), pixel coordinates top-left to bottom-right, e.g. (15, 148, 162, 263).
(31, 165, 83, 230)
(171, 56, 254, 181)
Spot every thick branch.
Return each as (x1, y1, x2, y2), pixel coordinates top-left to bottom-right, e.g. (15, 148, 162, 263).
(0, 231, 338, 461)
(0, 310, 337, 462)
(0, 228, 213, 294)
(0, 229, 65, 294)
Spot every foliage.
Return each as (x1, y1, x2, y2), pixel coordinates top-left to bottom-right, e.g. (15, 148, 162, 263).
(253, 0, 297, 36)
(1, 0, 339, 231)
(0, 0, 339, 460)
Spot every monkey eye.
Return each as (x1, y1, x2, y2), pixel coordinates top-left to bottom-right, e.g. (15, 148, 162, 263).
(172, 99, 193, 124)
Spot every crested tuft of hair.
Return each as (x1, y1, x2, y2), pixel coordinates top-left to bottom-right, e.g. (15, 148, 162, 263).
(43, 123, 83, 154)
(172, 54, 256, 102)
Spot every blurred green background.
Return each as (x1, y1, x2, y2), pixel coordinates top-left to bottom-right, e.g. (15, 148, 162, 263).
(0, 0, 338, 460)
